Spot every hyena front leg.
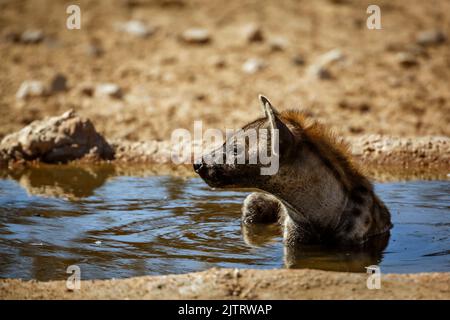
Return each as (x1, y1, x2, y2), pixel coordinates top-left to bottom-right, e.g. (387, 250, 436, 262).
(241, 192, 286, 224)
(283, 215, 304, 247)
(282, 213, 315, 246)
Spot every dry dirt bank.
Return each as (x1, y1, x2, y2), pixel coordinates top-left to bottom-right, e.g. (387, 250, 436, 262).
(110, 134, 450, 169)
(2, 134, 449, 175)
(1, 108, 448, 170)
(1, 0, 449, 142)
(1, 268, 449, 300)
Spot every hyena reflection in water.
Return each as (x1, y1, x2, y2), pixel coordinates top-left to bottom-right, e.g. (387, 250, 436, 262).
(194, 95, 392, 268)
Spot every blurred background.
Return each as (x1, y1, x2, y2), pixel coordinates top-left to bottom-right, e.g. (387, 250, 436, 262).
(0, 0, 449, 141)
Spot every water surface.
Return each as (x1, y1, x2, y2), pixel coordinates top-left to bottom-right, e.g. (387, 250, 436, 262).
(0, 166, 448, 280)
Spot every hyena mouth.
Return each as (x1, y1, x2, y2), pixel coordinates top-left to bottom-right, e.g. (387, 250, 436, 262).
(193, 163, 231, 188)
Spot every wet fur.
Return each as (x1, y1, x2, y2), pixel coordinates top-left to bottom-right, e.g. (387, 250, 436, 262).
(241, 110, 392, 246)
(196, 98, 392, 247)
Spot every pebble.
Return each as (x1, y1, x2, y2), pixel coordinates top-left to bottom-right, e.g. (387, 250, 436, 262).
(269, 37, 288, 51)
(242, 23, 264, 42)
(85, 42, 104, 57)
(79, 83, 94, 97)
(16, 80, 47, 100)
(316, 48, 345, 65)
(20, 29, 44, 44)
(95, 83, 123, 99)
(3, 30, 21, 43)
(180, 28, 211, 44)
(308, 64, 332, 80)
(397, 52, 419, 67)
(308, 49, 345, 80)
(292, 54, 305, 66)
(50, 74, 68, 93)
(118, 20, 154, 38)
(416, 30, 446, 46)
(242, 58, 266, 74)
(209, 56, 226, 68)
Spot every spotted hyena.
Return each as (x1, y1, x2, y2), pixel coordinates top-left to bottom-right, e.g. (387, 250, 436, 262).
(194, 95, 392, 247)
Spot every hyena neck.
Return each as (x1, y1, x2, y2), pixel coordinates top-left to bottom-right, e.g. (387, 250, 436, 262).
(260, 144, 390, 243)
(258, 110, 392, 243)
(261, 148, 349, 231)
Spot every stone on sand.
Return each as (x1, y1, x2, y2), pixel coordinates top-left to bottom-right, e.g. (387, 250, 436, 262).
(20, 29, 44, 44)
(242, 58, 266, 74)
(95, 83, 123, 99)
(16, 81, 48, 100)
(416, 30, 446, 46)
(180, 28, 211, 44)
(0, 110, 114, 163)
(117, 20, 155, 38)
(242, 24, 264, 43)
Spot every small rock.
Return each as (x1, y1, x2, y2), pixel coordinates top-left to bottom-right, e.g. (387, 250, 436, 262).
(308, 64, 332, 80)
(180, 28, 211, 44)
(16, 80, 47, 100)
(269, 37, 288, 51)
(85, 42, 104, 57)
(117, 20, 154, 38)
(50, 74, 68, 93)
(242, 23, 264, 42)
(209, 56, 226, 68)
(95, 240, 102, 245)
(316, 48, 345, 65)
(0, 110, 114, 163)
(416, 30, 446, 46)
(79, 83, 94, 97)
(308, 49, 345, 80)
(292, 54, 305, 66)
(397, 52, 419, 67)
(20, 29, 44, 44)
(95, 83, 123, 99)
(242, 58, 266, 74)
(3, 30, 21, 43)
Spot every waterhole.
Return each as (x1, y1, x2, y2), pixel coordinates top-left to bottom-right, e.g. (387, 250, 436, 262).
(0, 165, 448, 280)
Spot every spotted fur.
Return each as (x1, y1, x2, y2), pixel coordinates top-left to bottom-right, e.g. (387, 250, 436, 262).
(196, 95, 392, 247)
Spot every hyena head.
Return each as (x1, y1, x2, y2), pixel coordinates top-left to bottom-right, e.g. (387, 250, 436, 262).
(194, 95, 295, 188)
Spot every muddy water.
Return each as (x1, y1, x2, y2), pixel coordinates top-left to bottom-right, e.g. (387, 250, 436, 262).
(0, 165, 448, 281)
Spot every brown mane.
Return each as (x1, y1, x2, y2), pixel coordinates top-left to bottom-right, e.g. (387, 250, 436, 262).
(280, 110, 372, 194)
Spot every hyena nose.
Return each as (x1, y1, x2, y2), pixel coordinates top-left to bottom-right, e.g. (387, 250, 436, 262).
(193, 162, 203, 173)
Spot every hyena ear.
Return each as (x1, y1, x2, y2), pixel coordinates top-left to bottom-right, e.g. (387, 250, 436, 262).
(258, 94, 295, 151)
(259, 95, 280, 118)
(259, 95, 280, 132)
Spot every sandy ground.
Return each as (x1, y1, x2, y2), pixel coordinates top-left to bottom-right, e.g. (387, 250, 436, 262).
(1, 0, 449, 142)
(1, 268, 449, 299)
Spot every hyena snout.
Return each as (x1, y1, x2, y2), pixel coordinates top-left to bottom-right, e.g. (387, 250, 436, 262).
(193, 160, 229, 187)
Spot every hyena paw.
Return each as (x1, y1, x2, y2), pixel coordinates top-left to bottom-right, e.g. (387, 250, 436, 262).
(241, 192, 283, 224)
